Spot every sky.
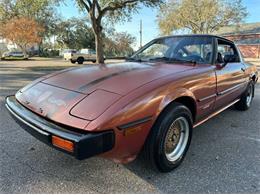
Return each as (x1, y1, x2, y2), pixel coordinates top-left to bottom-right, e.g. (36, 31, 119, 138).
(57, 0, 260, 48)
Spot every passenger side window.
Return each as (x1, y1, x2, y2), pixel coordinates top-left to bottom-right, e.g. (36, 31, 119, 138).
(217, 39, 240, 64)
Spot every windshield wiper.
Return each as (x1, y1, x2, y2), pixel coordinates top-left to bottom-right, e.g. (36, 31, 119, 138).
(126, 57, 144, 62)
(169, 58, 197, 65)
(147, 57, 172, 61)
(148, 57, 197, 65)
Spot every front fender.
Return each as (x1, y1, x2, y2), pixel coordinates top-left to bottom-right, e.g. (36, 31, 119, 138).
(95, 87, 197, 162)
(157, 88, 197, 118)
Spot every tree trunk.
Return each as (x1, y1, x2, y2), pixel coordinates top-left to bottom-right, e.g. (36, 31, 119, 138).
(19, 44, 27, 55)
(94, 30, 105, 64)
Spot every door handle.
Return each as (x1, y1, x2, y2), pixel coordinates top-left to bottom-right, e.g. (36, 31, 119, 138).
(241, 68, 246, 72)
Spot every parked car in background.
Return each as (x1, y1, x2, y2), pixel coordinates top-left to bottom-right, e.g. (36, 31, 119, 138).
(70, 48, 97, 64)
(63, 49, 77, 61)
(5, 35, 258, 172)
(1, 51, 29, 60)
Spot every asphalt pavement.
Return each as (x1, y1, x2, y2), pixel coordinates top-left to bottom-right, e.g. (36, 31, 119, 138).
(0, 59, 259, 193)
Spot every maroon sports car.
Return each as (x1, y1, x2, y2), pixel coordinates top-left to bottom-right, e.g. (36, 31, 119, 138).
(6, 35, 258, 172)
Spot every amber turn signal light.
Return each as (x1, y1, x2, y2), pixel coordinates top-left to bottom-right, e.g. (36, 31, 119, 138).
(52, 135, 74, 153)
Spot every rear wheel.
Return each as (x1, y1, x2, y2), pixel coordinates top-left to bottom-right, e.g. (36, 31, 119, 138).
(143, 102, 193, 172)
(235, 82, 254, 111)
(77, 57, 84, 64)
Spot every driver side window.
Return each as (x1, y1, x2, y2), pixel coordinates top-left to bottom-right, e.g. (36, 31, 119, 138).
(175, 42, 213, 64)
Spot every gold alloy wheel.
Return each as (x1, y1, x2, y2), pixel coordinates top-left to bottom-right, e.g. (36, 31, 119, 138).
(164, 117, 190, 162)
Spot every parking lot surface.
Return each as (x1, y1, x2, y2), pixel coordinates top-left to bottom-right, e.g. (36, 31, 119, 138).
(0, 59, 259, 193)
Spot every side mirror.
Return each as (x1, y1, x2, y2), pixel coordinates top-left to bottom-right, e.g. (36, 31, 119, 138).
(224, 54, 234, 63)
(216, 54, 236, 69)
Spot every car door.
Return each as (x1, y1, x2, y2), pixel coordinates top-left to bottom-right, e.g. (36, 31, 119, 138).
(90, 49, 96, 59)
(214, 38, 247, 110)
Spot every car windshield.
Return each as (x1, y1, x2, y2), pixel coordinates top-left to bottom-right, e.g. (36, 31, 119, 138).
(129, 36, 213, 64)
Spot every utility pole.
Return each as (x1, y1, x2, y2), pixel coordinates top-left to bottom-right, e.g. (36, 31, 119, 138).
(139, 19, 142, 48)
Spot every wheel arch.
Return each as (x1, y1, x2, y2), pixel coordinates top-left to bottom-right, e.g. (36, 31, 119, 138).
(173, 96, 197, 122)
(157, 89, 197, 123)
(77, 56, 84, 60)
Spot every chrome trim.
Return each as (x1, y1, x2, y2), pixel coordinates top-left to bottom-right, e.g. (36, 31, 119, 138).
(198, 93, 217, 102)
(217, 83, 246, 96)
(193, 99, 240, 128)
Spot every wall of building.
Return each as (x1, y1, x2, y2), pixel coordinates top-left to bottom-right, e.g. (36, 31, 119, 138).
(223, 34, 260, 58)
(224, 34, 260, 42)
(237, 44, 260, 58)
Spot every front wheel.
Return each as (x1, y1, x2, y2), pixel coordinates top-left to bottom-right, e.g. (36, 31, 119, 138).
(142, 102, 193, 172)
(70, 59, 76, 64)
(235, 82, 254, 111)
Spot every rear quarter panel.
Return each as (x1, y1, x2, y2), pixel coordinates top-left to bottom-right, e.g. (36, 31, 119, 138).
(244, 62, 258, 83)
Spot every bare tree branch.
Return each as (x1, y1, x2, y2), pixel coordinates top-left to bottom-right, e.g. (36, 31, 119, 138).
(100, 0, 139, 17)
(79, 0, 90, 12)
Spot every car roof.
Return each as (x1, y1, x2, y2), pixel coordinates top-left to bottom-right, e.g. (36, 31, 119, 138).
(156, 34, 234, 43)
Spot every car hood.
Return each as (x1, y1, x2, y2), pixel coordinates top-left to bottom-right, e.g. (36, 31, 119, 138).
(40, 62, 194, 95)
(16, 62, 194, 128)
(16, 82, 123, 129)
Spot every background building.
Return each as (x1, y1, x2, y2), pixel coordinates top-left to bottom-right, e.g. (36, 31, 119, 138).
(216, 22, 260, 58)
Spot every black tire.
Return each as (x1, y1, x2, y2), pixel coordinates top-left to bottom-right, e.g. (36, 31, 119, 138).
(77, 57, 84, 64)
(235, 81, 254, 111)
(142, 102, 193, 172)
(92, 60, 96, 63)
(70, 60, 76, 64)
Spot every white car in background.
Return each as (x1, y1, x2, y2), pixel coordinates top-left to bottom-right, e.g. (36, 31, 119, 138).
(70, 49, 97, 64)
(1, 51, 29, 60)
(63, 49, 77, 61)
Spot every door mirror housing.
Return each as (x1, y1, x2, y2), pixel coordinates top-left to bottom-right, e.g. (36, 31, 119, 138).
(224, 54, 235, 63)
(216, 54, 237, 69)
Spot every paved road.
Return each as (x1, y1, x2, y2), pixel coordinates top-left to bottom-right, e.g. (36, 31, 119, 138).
(0, 60, 259, 193)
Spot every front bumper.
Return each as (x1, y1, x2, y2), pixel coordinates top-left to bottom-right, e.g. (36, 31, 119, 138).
(5, 96, 115, 160)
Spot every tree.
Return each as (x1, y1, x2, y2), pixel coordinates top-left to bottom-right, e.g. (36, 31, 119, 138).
(55, 18, 95, 50)
(76, 0, 162, 63)
(0, 0, 59, 40)
(0, 17, 44, 53)
(104, 30, 136, 57)
(158, 0, 248, 35)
